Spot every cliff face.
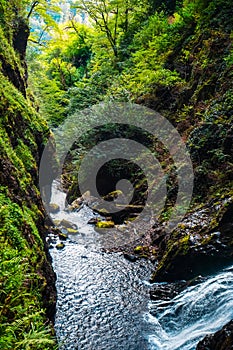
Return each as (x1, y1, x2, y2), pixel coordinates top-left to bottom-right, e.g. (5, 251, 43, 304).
(145, 2, 233, 347)
(0, 4, 56, 349)
(148, 0, 233, 283)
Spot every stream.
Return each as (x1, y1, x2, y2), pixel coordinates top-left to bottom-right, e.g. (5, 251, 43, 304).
(49, 181, 233, 350)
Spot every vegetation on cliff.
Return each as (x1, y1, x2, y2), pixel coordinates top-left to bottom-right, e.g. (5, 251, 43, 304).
(0, 1, 56, 349)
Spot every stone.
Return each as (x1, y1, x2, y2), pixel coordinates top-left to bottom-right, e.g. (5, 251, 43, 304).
(58, 233, 68, 241)
(197, 320, 233, 349)
(124, 253, 137, 262)
(95, 221, 115, 228)
(56, 242, 65, 250)
(103, 190, 123, 201)
(60, 219, 77, 230)
(88, 218, 98, 225)
(134, 246, 144, 254)
(49, 203, 60, 214)
(53, 219, 61, 226)
(67, 228, 79, 234)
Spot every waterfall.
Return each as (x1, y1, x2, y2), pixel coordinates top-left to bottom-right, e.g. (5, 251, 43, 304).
(147, 265, 233, 349)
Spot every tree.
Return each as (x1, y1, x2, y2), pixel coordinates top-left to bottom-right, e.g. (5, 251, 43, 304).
(25, 0, 63, 46)
(73, 0, 149, 58)
(74, 0, 120, 57)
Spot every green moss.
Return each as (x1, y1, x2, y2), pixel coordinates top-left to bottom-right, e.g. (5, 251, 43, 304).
(0, 10, 55, 348)
(96, 221, 115, 228)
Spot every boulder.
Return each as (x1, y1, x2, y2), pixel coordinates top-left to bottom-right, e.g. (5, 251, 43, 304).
(124, 253, 137, 262)
(56, 242, 65, 250)
(95, 221, 115, 228)
(49, 203, 60, 214)
(60, 219, 77, 230)
(197, 320, 233, 350)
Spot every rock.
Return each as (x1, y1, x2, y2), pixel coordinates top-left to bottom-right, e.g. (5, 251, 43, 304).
(60, 219, 77, 230)
(95, 221, 115, 228)
(48, 203, 60, 214)
(58, 233, 68, 241)
(151, 197, 233, 282)
(53, 219, 61, 226)
(103, 190, 123, 201)
(88, 218, 98, 225)
(124, 253, 137, 262)
(56, 242, 65, 250)
(92, 206, 110, 216)
(66, 197, 83, 211)
(150, 282, 187, 302)
(197, 320, 233, 350)
(66, 228, 79, 234)
(134, 246, 144, 254)
(133, 246, 150, 257)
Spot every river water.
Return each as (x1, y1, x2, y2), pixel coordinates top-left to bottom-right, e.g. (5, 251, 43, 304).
(49, 182, 233, 350)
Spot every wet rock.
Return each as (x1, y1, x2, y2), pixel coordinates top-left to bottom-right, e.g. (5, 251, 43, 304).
(150, 282, 187, 301)
(59, 233, 68, 241)
(49, 203, 60, 214)
(56, 242, 65, 250)
(88, 218, 99, 225)
(53, 219, 61, 226)
(124, 253, 137, 262)
(150, 276, 205, 302)
(151, 197, 233, 282)
(60, 219, 77, 230)
(95, 221, 115, 228)
(197, 320, 233, 350)
(103, 190, 123, 201)
(134, 246, 150, 258)
(92, 206, 110, 216)
(66, 228, 79, 234)
(68, 197, 83, 210)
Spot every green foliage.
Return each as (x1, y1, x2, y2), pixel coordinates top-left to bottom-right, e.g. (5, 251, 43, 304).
(27, 21, 93, 126)
(0, 190, 56, 349)
(0, 7, 55, 348)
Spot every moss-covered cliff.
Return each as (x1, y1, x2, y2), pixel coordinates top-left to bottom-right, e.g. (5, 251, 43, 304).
(0, 3, 56, 349)
(145, 0, 233, 283)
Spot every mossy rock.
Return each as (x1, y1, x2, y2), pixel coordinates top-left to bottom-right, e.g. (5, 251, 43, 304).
(95, 221, 115, 228)
(134, 246, 144, 254)
(56, 242, 65, 250)
(134, 245, 149, 255)
(49, 203, 60, 214)
(67, 228, 79, 234)
(53, 219, 61, 226)
(60, 219, 77, 229)
(103, 190, 123, 201)
(92, 207, 109, 216)
(58, 233, 68, 241)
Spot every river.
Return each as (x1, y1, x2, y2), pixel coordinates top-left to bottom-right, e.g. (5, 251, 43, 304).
(49, 181, 233, 350)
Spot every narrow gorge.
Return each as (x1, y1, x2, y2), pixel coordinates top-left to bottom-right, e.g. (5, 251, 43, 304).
(0, 1, 232, 350)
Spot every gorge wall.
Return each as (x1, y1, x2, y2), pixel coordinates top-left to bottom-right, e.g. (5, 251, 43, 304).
(0, 3, 56, 348)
